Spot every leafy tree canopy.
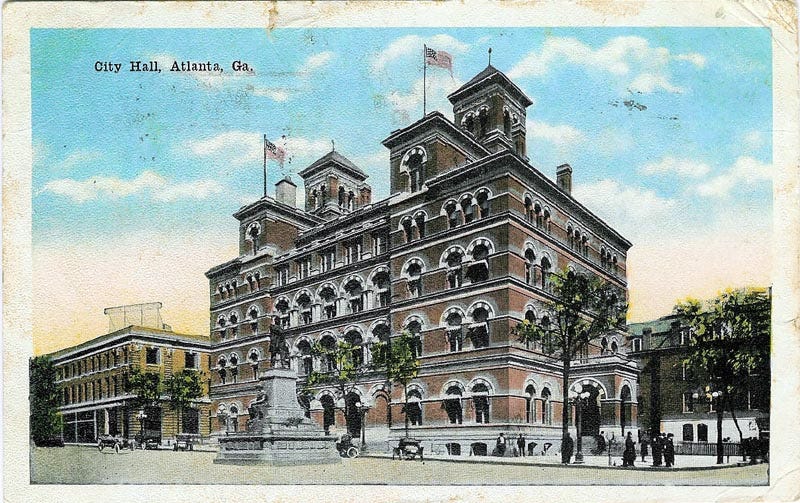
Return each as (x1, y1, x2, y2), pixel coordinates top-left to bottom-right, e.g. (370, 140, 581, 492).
(30, 356, 63, 444)
(125, 368, 162, 407)
(163, 369, 205, 411)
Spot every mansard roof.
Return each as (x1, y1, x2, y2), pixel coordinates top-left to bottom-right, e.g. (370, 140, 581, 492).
(447, 64, 533, 107)
(298, 150, 368, 181)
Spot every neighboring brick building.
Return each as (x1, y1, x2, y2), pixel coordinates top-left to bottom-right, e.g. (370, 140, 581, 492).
(628, 311, 770, 444)
(206, 65, 639, 455)
(47, 303, 212, 444)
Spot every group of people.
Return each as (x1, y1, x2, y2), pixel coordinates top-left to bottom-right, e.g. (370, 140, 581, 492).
(641, 431, 676, 467)
(559, 430, 676, 468)
(495, 433, 534, 457)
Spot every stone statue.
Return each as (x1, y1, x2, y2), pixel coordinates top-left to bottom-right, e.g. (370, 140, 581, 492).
(269, 325, 291, 368)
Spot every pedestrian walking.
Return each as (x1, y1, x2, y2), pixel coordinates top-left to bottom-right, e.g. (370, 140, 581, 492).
(640, 432, 649, 463)
(664, 433, 675, 467)
(517, 433, 526, 457)
(561, 433, 574, 464)
(651, 431, 663, 466)
(496, 432, 507, 457)
(622, 431, 636, 467)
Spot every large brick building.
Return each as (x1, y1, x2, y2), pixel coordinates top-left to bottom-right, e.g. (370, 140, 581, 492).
(206, 65, 639, 455)
(47, 303, 212, 444)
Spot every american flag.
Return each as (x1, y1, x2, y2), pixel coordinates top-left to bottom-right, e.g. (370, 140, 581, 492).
(425, 46, 453, 75)
(264, 137, 286, 166)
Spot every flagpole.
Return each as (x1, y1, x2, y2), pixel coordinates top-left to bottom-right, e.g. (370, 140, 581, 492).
(423, 44, 427, 117)
(263, 134, 267, 198)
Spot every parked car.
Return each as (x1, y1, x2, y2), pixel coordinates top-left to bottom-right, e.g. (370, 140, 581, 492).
(97, 434, 134, 453)
(173, 434, 195, 451)
(134, 433, 160, 450)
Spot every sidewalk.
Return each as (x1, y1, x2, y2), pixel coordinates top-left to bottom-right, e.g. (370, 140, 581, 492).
(365, 452, 753, 471)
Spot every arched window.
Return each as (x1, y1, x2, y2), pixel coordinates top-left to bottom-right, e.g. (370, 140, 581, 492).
(611, 340, 619, 354)
(217, 316, 227, 339)
(612, 256, 618, 275)
(319, 287, 337, 319)
(248, 349, 260, 381)
(503, 109, 511, 137)
(229, 313, 238, 338)
(540, 256, 552, 290)
(472, 383, 490, 423)
(401, 217, 414, 243)
(444, 386, 463, 424)
(568, 225, 574, 249)
(476, 190, 490, 218)
(524, 248, 536, 285)
(311, 188, 319, 209)
(373, 271, 391, 308)
(534, 203, 543, 228)
(406, 389, 423, 426)
(600, 337, 608, 354)
(320, 395, 336, 434)
(248, 307, 259, 334)
(541, 316, 553, 353)
(525, 384, 537, 423)
(297, 292, 313, 325)
(541, 387, 552, 424)
(461, 197, 475, 224)
(247, 222, 261, 254)
(344, 330, 364, 366)
(601, 248, 608, 268)
(446, 311, 463, 352)
(446, 250, 464, 289)
(403, 147, 426, 193)
(478, 108, 488, 137)
(445, 201, 460, 229)
(543, 209, 551, 233)
(697, 423, 709, 442)
(406, 319, 423, 358)
(466, 243, 490, 283)
(338, 186, 346, 207)
(469, 306, 491, 349)
(582, 235, 589, 256)
(344, 279, 364, 313)
(217, 356, 228, 384)
(297, 340, 313, 376)
(524, 196, 534, 223)
(275, 298, 290, 329)
(524, 309, 536, 323)
(414, 212, 426, 238)
(319, 335, 336, 372)
(406, 262, 423, 298)
(347, 191, 355, 211)
(464, 114, 475, 135)
(229, 353, 239, 383)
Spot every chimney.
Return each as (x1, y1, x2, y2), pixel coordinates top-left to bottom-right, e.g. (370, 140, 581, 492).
(556, 164, 572, 193)
(275, 176, 297, 207)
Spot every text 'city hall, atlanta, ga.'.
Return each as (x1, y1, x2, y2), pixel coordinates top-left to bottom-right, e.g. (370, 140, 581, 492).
(205, 63, 638, 456)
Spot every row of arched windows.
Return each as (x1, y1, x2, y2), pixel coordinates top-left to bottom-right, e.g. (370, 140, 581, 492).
(524, 197, 552, 234)
(217, 271, 262, 300)
(308, 184, 359, 212)
(443, 189, 491, 230)
(217, 305, 262, 339)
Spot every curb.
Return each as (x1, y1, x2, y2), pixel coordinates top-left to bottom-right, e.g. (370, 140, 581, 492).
(362, 454, 758, 472)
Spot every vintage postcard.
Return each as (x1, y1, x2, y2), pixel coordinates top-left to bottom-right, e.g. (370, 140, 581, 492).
(4, 1, 799, 502)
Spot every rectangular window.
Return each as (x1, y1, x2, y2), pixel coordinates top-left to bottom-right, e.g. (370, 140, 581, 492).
(632, 338, 642, 352)
(184, 352, 198, 369)
(276, 266, 289, 286)
(296, 257, 311, 279)
(146, 347, 160, 365)
(320, 248, 335, 272)
(344, 239, 362, 265)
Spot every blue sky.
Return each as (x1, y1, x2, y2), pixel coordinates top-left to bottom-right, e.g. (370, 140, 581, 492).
(31, 28, 773, 352)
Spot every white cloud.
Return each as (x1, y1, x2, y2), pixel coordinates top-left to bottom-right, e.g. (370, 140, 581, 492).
(640, 156, 711, 178)
(299, 51, 334, 75)
(49, 149, 104, 171)
(573, 179, 678, 240)
(695, 156, 773, 198)
(526, 120, 586, 147)
(187, 131, 331, 167)
(743, 130, 765, 151)
(628, 73, 685, 94)
(387, 73, 464, 124)
(248, 86, 290, 102)
(40, 170, 224, 203)
(371, 34, 469, 73)
(508, 36, 704, 93)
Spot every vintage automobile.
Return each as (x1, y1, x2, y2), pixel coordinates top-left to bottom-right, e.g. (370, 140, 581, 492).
(173, 433, 196, 451)
(97, 434, 135, 453)
(335, 433, 359, 458)
(392, 437, 424, 461)
(134, 432, 161, 450)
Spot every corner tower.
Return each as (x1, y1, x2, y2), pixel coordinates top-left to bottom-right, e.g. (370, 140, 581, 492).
(447, 65, 533, 156)
(298, 149, 372, 220)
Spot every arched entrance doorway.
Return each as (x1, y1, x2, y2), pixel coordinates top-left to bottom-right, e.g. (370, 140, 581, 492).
(345, 392, 362, 437)
(620, 385, 632, 435)
(578, 385, 601, 436)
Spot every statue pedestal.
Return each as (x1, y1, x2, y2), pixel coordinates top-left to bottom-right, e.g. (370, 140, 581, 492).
(214, 367, 340, 465)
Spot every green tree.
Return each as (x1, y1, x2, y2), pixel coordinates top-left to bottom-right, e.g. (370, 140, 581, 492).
(513, 268, 627, 443)
(306, 339, 370, 436)
(674, 287, 770, 464)
(125, 368, 162, 408)
(29, 356, 63, 445)
(371, 330, 420, 439)
(163, 369, 205, 434)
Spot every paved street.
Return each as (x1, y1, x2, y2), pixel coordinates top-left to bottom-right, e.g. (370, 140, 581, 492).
(31, 446, 768, 485)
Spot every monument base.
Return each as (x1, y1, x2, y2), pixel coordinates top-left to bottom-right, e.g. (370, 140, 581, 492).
(214, 366, 341, 465)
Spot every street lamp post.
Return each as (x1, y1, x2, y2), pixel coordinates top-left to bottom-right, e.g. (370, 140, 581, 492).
(136, 410, 147, 449)
(570, 389, 591, 464)
(693, 386, 725, 465)
(355, 401, 368, 453)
